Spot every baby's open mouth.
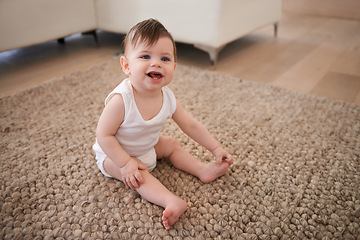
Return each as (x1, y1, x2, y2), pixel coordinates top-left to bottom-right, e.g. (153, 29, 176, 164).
(147, 71, 163, 80)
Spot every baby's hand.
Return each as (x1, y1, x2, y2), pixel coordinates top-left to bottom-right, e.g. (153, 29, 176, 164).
(212, 146, 234, 166)
(120, 158, 147, 189)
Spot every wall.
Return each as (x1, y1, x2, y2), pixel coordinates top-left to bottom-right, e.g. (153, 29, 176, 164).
(282, 0, 360, 20)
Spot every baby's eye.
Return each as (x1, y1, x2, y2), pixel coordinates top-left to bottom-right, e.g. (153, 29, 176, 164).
(141, 55, 150, 59)
(161, 57, 170, 62)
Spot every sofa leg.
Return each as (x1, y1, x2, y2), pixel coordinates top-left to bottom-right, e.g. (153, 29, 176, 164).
(274, 23, 278, 38)
(82, 30, 99, 45)
(57, 38, 65, 44)
(194, 44, 226, 68)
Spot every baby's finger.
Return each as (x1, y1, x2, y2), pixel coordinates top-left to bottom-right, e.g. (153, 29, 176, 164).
(122, 177, 128, 188)
(129, 176, 139, 189)
(138, 162, 148, 170)
(134, 171, 144, 185)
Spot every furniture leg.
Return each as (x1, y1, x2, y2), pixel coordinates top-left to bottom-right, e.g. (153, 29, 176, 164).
(57, 38, 65, 44)
(194, 44, 226, 67)
(82, 30, 99, 45)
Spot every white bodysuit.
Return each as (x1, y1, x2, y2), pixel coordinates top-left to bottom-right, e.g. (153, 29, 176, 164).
(93, 78, 177, 176)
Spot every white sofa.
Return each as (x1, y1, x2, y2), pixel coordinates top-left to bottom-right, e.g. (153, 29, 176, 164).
(96, 0, 281, 64)
(0, 0, 97, 52)
(0, 0, 281, 64)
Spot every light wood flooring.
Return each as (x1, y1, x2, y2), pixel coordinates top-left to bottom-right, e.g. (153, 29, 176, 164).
(1, 12, 360, 105)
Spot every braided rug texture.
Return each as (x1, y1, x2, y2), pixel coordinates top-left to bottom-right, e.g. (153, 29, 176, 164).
(1, 59, 359, 239)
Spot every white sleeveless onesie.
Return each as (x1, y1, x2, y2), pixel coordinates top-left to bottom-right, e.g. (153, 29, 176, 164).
(93, 78, 177, 176)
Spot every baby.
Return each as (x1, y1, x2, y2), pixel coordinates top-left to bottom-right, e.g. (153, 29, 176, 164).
(93, 19, 233, 230)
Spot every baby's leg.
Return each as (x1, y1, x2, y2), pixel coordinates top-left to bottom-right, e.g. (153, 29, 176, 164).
(136, 170, 187, 230)
(155, 136, 230, 183)
(103, 157, 187, 230)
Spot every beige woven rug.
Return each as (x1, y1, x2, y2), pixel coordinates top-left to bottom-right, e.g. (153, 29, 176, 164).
(1, 59, 359, 239)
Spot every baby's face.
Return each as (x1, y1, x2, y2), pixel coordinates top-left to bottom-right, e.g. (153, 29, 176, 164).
(121, 36, 176, 93)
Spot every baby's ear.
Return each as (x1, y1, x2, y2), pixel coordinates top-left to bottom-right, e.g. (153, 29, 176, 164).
(120, 56, 130, 75)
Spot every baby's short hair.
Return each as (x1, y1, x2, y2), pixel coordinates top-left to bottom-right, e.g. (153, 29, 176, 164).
(123, 19, 177, 62)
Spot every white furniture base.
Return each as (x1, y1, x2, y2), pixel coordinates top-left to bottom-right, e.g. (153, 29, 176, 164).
(0, 0, 282, 65)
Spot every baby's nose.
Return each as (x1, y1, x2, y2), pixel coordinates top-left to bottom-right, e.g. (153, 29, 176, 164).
(150, 58, 161, 67)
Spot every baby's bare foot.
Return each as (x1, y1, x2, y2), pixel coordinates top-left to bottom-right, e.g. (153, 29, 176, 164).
(162, 198, 187, 230)
(199, 161, 230, 183)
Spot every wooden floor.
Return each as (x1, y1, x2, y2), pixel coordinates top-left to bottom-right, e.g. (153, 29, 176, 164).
(1, 12, 360, 105)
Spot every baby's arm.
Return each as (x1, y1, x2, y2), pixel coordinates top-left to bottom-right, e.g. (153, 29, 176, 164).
(172, 100, 233, 165)
(96, 94, 146, 189)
